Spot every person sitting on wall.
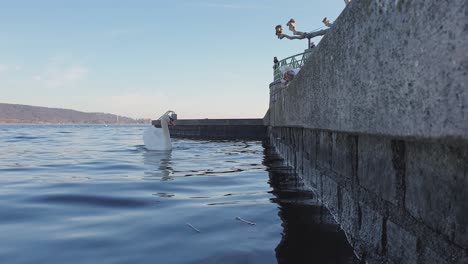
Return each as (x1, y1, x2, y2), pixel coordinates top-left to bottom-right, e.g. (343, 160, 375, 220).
(310, 42, 316, 48)
(279, 65, 300, 85)
(283, 69, 295, 82)
(280, 67, 300, 85)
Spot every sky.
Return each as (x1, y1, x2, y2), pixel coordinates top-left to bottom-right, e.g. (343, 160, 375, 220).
(0, 0, 346, 119)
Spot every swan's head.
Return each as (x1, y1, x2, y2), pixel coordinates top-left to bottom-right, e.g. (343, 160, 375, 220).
(160, 110, 176, 126)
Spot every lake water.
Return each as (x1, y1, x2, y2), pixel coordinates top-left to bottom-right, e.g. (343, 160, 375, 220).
(0, 125, 358, 264)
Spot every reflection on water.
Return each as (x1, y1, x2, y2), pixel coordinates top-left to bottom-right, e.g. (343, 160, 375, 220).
(263, 144, 359, 264)
(143, 150, 173, 180)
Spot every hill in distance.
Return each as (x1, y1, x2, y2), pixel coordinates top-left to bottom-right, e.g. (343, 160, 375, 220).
(0, 103, 150, 124)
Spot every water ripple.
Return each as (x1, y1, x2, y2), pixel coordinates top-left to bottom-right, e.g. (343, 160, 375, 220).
(0, 124, 357, 264)
(30, 194, 151, 208)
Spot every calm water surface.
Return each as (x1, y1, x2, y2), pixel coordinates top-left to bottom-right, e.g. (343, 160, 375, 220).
(0, 125, 358, 264)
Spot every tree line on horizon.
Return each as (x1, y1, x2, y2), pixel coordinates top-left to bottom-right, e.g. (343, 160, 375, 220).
(0, 103, 150, 124)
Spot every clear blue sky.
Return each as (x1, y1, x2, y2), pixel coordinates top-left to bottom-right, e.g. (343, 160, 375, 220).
(0, 0, 345, 119)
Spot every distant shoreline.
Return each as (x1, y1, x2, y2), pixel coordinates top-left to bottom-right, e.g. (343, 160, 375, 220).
(0, 103, 150, 125)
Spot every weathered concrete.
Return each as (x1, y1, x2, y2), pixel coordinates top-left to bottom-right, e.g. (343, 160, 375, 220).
(152, 119, 266, 140)
(266, 0, 468, 263)
(405, 141, 468, 248)
(357, 136, 398, 205)
(387, 221, 418, 264)
(268, 0, 468, 140)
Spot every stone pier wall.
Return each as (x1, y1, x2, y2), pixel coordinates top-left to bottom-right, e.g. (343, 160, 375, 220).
(268, 127, 467, 263)
(265, 0, 467, 262)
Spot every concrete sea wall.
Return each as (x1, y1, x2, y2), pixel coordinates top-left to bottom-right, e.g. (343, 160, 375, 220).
(266, 0, 467, 263)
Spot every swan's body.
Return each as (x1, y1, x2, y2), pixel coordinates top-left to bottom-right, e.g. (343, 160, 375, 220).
(143, 126, 171, 150)
(143, 111, 176, 151)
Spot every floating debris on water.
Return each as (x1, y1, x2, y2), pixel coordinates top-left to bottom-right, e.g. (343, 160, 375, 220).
(186, 223, 201, 233)
(236, 216, 256, 225)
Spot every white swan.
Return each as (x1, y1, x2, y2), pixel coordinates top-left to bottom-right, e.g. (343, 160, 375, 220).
(143, 110, 176, 151)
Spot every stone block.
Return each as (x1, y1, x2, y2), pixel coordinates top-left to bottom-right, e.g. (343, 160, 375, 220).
(301, 158, 315, 190)
(287, 127, 294, 146)
(302, 129, 319, 187)
(331, 133, 357, 180)
(358, 205, 383, 255)
(405, 141, 468, 248)
(339, 190, 359, 240)
(419, 246, 449, 264)
(357, 135, 398, 204)
(295, 129, 304, 176)
(301, 151, 319, 190)
(387, 221, 418, 264)
(322, 175, 339, 219)
(317, 131, 332, 170)
(287, 145, 294, 167)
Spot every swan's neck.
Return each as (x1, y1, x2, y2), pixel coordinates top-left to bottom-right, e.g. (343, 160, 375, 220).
(160, 119, 172, 146)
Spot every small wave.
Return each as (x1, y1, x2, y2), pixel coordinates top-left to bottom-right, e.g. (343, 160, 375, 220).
(174, 168, 244, 177)
(223, 191, 265, 197)
(206, 200, 269, 206)
(12, 135, 46, 140)
(31, 194, 150, 208)
(152, 192, 175, 198)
